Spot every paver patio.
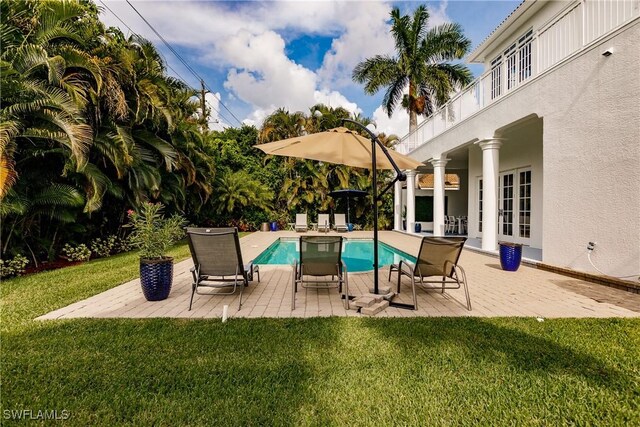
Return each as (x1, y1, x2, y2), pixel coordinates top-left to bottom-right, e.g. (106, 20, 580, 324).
(38, 231, 640, 320)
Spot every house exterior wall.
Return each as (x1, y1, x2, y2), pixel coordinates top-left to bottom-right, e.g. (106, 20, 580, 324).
(408, 19, 640, 277)
(467, 119, 543, 249)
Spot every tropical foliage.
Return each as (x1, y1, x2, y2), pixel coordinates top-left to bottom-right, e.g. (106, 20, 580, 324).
(0, 0, 404, 268)
(256, 105, 397, 230)
(0, 0, 211, 264)
(353, 5, 473, 132)
(127, 202, 185, 260)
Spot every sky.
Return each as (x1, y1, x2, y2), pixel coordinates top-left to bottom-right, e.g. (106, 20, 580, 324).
(99, 0, 522, 136)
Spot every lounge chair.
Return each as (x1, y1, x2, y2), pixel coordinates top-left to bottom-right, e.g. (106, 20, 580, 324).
(186, 227, 260, 311)
(389, 237, 470, 311)
(295, 213, 308, 232)
(292, 236, 349, 310)
(334, 213, 348, 232)
(317, 213, 330, 233)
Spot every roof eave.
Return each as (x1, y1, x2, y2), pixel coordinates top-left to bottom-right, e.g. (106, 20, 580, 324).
(467, 0, 541, 64)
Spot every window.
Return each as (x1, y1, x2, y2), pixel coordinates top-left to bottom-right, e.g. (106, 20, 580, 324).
(501, 174, 514, 236)
(518, 30, 533, 82)
(490, 29, 533, 98)
(490, 57, 502, 100)
(519, 170, 532, 238)
(505, 43, 517, 90)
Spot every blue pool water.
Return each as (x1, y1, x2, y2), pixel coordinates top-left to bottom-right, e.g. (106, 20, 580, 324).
(254, 239, 416, 273)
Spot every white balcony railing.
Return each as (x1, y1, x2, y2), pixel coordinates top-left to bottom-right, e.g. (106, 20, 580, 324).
(397, 0, 640, 155)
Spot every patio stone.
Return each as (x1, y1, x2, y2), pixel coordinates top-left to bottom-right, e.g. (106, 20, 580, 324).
(369, 286, 391, 294)
(361, 293, 385, 303)
(352, 296, 377, 308)
(361, 300, 389, 316)
(35, 230, 640, 320)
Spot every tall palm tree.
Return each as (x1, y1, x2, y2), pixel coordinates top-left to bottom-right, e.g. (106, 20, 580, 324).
(352, 5, 472, 133)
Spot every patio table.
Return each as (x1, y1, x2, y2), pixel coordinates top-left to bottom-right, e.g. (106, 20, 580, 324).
(287, 223, 295, 231)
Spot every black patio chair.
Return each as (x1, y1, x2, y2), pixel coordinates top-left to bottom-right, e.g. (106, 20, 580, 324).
(292, 235, 349, 310)
(186, 227, 259, 311)
(389, 236, 470, 311)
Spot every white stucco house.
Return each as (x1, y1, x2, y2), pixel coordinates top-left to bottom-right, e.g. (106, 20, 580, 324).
(393, 0, 640, 280)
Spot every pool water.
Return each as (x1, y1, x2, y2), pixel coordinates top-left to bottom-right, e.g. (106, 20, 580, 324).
(254, 239, 416, 273)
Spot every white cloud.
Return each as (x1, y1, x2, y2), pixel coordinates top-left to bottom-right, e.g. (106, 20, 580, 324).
(194, 92, 228, 131)
(204, 92, 228, 131)
(313, 90, 361, 115)
(221, 30, 319, 112)
(98, 0, 451, 127)
(318, 0, 451, 89)
(317, 1, 394, 88)
(427, 0, 452, 28)
(372, 106, 410, 139)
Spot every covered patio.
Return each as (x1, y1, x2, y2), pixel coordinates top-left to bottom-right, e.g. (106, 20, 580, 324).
(38, 231, 639, 320)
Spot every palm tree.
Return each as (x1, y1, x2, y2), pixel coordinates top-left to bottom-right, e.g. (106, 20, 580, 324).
(1, 1, 218, 261)
(258, 108, 306, 143)
(352, 5, 473, 133)
(213, 170, 272, 216)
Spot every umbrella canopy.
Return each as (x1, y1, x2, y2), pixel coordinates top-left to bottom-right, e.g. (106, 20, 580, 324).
(254, 123, 421, 301)
(254, 127, 423, 170)
(329, 189, 368, 226)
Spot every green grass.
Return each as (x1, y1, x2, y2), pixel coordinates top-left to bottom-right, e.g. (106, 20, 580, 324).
(1, 233, 639, 426)
(1, 241, 192, 331)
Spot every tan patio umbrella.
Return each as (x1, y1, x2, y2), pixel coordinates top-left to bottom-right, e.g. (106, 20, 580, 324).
(254, 121, 423, 302)
(255, 127, 423, 170)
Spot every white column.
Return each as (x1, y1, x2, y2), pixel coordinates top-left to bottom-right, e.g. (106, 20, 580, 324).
(430, 158, 449, 237)
(393, 179, 402, 231)
(406, 170, 417, 233)
(478, 139, 502, 251)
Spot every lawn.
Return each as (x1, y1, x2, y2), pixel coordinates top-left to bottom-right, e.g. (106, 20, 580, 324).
(1, 237, 639, 426)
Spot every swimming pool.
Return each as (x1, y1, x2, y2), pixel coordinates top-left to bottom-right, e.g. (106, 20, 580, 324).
(254, 238, 416, 273)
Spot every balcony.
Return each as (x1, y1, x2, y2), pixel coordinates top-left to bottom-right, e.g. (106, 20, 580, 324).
(397, 0, 639, 155)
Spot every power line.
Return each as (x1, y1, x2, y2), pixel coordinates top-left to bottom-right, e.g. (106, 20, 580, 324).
(98, 1, 192, 86)
(98, 0, 233, 127)
(124, 0, 244, 126)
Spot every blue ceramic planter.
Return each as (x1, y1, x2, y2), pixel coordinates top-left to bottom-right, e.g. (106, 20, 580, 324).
(499, 243, 522, 271)
(270, 221, 278, 231)
(140, 258, 173, 301)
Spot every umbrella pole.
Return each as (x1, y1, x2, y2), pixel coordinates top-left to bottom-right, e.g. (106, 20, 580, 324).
(371, 138, 379, 294)
(342, 119, 408, 298)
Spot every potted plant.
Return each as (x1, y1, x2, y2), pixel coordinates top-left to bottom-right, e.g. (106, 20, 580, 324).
(128, 202, 185, 301)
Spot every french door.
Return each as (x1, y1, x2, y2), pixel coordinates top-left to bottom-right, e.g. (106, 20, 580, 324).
(498, 168, 532, 243)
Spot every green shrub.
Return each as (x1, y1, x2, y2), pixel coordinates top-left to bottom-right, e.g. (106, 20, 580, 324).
(116, 235, 133, 253)
(90, 235, 118, 258)
(0, 254, 29, 278)
(127, 202, 185, 260)
(61, 244, 92, 262)
(90, 235, 134, 258)
(242, 209, 271, 231)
